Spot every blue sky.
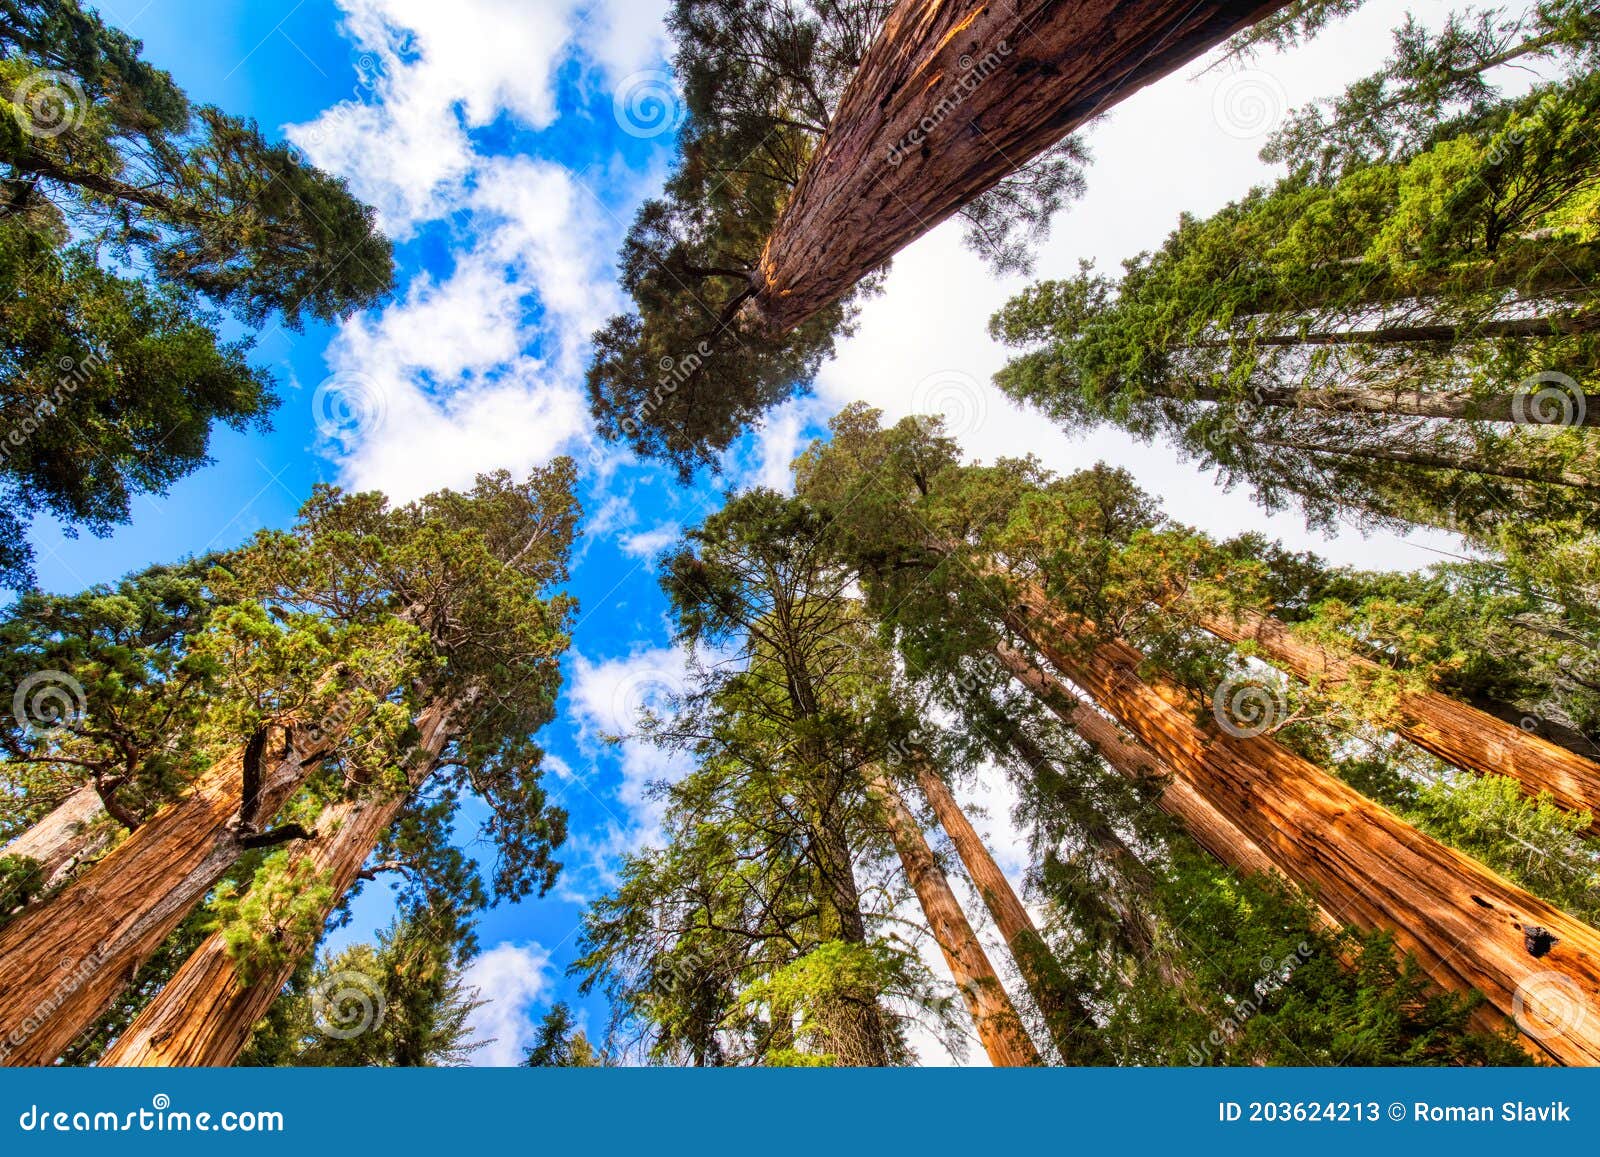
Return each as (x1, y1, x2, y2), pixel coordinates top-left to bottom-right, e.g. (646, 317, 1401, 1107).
(21, 0, 1495, 1065)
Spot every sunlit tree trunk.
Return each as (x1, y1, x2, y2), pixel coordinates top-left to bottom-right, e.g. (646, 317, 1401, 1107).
(1182, 380, 1600, 427)
(99, 702, 454, 1067)
(867, 768, 1040, 1066)
(1004, 584, 1600, 1066)
(1200, 608, 1600, 828)
(2, 786, 114, 900)
(909, 757, 1103, 1063)
(0, 723, 326, 1066)
(750, 0, 1292, 332)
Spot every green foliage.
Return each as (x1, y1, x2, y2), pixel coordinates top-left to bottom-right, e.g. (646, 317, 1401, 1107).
(588, 0, 1086, 476)
(241, 909, 486, 1067)
(0, 0, 392, 582)
(524, 1002, 605, 1067)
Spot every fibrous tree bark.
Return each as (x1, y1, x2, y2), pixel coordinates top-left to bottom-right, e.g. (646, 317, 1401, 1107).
(1200, 608, 1600, 828)
(2, 786, 114, 901)
(909, 756, 1103, 1063)
(749, 0, 1293, 333)
(99, 702, 454, 1068)
(0, 723, 327, 1066)
(866, 768, 1040, 1066)
(1004, 585, 1600, 1066)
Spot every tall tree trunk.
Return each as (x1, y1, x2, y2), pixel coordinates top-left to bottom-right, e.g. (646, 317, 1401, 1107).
(0, 723, 326, 1066)
(908, 757, 1103, 1064)
(806, 760, 893, 1067)
(1004, 585, 1600, 1066)
(990, 643, 1297, 890)
(1258, 435, 1600, 491)
(1182, 380, 1600, 427)
(99, 702, 454, 1067)
(749, 0, 1292, 333)
(866, 768, 1040, 1066)
(1200, 608, 1600, 829)
(1191, 310, 1600, 353)
(2, 785, 114, 900)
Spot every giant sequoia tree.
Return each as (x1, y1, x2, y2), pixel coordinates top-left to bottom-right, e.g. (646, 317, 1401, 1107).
(793, 405, 1600, 1064)
(993, 2, 1600, 547)
(589, 0, 1292, 474)
(0, 466, 577, 1066)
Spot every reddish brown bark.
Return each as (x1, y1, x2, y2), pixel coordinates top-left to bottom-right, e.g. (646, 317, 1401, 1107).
(99, 702, 453, 1067)
(1201, 608, 1600, 828)
(1006, 587, 1600, 1066)
(867, 769, 1040, 1066)
(0, 724, 325, 1066)
(751, 0, 1292, 333)
(990, 643, 1295, 889)
(910, 757, 1103, 1063)
(2, 786, 114, 900)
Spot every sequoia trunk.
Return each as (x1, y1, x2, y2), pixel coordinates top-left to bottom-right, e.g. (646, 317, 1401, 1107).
(1007, 587, 1600, 1066)
(909, 758, 1103, 1063)
(0, 724, 324, 1066)
(1200, 608, 1600, 828)
(750, 0, 1292, 333)
(99, 702, 454, 1067)
(2, 785, 114, 900)
(867, 769, 1040, 1067)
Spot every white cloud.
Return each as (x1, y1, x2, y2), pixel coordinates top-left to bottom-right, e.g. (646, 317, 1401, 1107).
(567, 646, 694, 840)
(288, 0, 583, 230)
(814, 0, 1464, 574)
(462, 941, 553, 1066)
(618, 522, 679, 561)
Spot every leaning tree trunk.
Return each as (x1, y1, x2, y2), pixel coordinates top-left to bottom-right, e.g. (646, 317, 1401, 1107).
(1004, 584, 1600, 1066)
(1182, 380, 1600, 427)
(2, 785, 115, 901)
(1200, 608, 1600, 829)
(749, 0, 1292, 333)
(990, 642, 1302, 893)
(100, 701, 454, 1067)
(908, 757, 1104, 1064)
(867, 768, 1040, 1067)
(1260, 435, 1600, 491)
(0, 723, 327, 1066)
